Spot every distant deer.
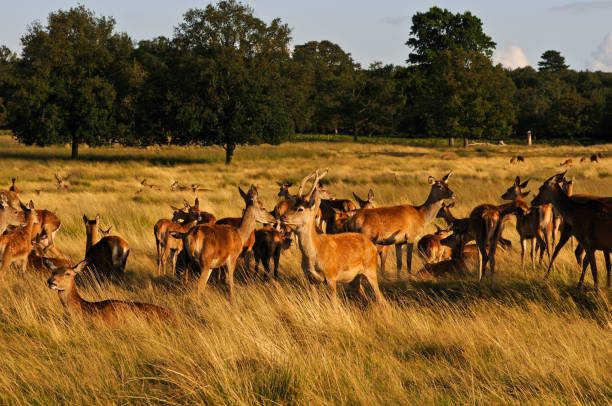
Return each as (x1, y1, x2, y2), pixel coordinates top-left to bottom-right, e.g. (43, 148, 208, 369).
(171, 186, 276, 297)
(280, 169, 385, 305)
(9, 178, 19, 193)
(417, 225, 453, 264)
(0, 201, 38, 276)
(141, 179, 161, 191)
(590, 154, 598, 163)
(509, 156, 517, 164)
(47, 260, 175, 325)
(54, 174, 70, 191)
(345, 172, 455, 277)
(83, 215, 130, 280)
(253, 223, 294, 279)
(190, 184, 211, 194)
(533, 172, 612, 291)
(580, 156, 588, 163)
(597, 151, 606, 159)
(560, 159, 573, 167)
(170, 180, 190, 192)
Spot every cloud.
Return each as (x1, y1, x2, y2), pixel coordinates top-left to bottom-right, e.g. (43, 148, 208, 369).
(590, 33, 612, 71)
(382, 15, 410, 25)
(550, 1, 612, 13)
(492, 46, 530, 69)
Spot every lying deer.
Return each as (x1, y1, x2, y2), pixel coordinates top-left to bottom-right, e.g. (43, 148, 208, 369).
(253, 223, 293, 279)
(417, 232, 470, 279)
(171, 186, 276, 297)
(83, 215, 130, 280)
(281, 169, 385, 305)
(417, 225, 453, 264)
(345, 172, 455, 276)
(0, 201, 38, 276)
(28, 243, 71, 274)
(47, 260, 175, 325)
(54, 173, 70, 191)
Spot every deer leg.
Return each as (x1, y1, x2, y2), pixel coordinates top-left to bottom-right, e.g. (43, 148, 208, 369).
(605, 251, 611, 288)
(196, 260, 213, 295)
(395, 244, 403, 275)
(379, 246, 388, 277)
(262, 253, 272, 277)
(349, 275, 367, 302)
(520, 238, 526, 269)
(405, 242, 414, 276)
(273, 247, 281, 280)
(577, 256, 588, 290)
(327, 278, 338, 307)
(530, 238, 536, 272)
(545, 224, 572, 279)
(585, 249, 599, 292)
(226, 258, 236, 300)
(160, 245, 171, 275)
(171, 249, 179, 277)
(574, 245, 584, 269)
(253, 253, 260, 277)
(363, 257, 385, 304)
(156, 240, 164, 275)
(477, 238, 488, 283)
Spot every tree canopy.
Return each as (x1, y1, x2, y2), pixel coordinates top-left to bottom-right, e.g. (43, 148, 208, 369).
(538, 50, 569, 72)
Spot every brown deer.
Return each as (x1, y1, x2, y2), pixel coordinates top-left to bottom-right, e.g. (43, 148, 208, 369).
(54, 173, 70, 191)
(273, 173, 317, 219)
(280, 169, 385, 305)
(179, 198, 216, 224)
(171, 186, 276, 297)
(215, 216, 257, 271)
(533, 172, 612, 291)
(417, 232, 470, 279)
(501, 177, 553, 270)
(509, 156, 518, 164)
(9, 178, 20, 193)
(353, 189, 375, 209)
(253, 223, 294, 279)
(47, 260, 175, 324)
(417, 225, 453, 264)
(156, 219, 198, 276)
(590, 154, 599, 163)
(170, 180, 190, 192)
(345, 172, 455, 277)
(0, 189, 21, 210)
(560, 159, 573, 167)
(83, 215, 130, 280)
(0, 195, 24, 235)
(0, 201, 38, 276)
(141, 178, 161, 191)
(15, 208, 62, 257)
(28, 243, 71, 274)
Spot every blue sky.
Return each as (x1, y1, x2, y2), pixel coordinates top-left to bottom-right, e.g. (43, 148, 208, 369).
(2, 1, 612, 71)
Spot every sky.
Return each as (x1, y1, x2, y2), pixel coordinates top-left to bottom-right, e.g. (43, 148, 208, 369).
(1, 0, 612, 71)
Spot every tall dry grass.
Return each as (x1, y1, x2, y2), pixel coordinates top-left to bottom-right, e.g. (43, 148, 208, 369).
(0, 135, 610, 405)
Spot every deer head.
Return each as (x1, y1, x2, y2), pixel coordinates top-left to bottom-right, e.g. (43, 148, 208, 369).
(501, 176, 530, 201)
(353, 189, 374, 209)
(239, 185, 276, 225)
(47, 261, 88, 291)
(427, 171, 455, 201)
(281, 169, 328, 229)
(532, 172, 567, 206)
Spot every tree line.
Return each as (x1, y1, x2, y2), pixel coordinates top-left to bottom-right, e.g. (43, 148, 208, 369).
(0, 2, 611, 163)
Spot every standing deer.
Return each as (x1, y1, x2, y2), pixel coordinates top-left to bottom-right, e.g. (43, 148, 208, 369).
(533, 172, 612, 291)
(156, 219, 198, 276)
(15, 208, 62, 257)
(280, 169, 385, 305)
(0, 195, 24, 235)
(83, 215, 130, 280)
(345, 172, 455, 277)
(171, 186, 276, 297)
(47, 260, 175, 324)
(501, 177, 553, 270)
(253, 223, 294, 279)
(0, 201, 38, 276)
(9, 178, 20, 193)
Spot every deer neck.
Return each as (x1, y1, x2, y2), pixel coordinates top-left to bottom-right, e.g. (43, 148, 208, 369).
(24, 211, 35, 239)
(58, 280, 86, 316)
(86, 227, 100, 253)
(418, 191, 446, 225)
(497, 201, 520, 218)
(294, 220, 318, 263)
(237, 204, 257, 244)
(547, 187, 577, 226)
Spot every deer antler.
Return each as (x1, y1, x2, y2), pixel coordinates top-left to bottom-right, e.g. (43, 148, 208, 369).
(304, 168, 329, 202)
(296, 170, 317, 199)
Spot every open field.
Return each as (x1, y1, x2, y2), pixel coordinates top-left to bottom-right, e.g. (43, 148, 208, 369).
(0, 135, 610, 405)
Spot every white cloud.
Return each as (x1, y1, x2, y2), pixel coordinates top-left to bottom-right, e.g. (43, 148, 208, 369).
(492, 46, 529, 69)
(590, 33, 612, 72)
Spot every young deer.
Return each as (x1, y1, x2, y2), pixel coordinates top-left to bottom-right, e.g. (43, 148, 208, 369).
(501, 177, 553, 270)
(533, 172, 612, 291)
(281, 169, 385, 305)
(253, 223, 294, 279)
(172, 186, 276, 297)
(28, 242, 71, 274)
(417, 232, 470, 279)
(15, 208, 63, 257)
(47, 260, 175, 324)
(345, 172, 455, 277)
(0, 195, 24, 235)
(0, 201, 38, 276)
(417, 225, 453, 264)
(83, 215, 130, 280)
(157, 219, 198, 276)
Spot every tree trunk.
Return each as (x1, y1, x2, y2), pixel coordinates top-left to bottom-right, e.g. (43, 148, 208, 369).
(225, 143, 235, 165)
(527, 130, 532, 146)
(353, 129, 358, 142)
(449, 137, 454, 147)
(71, 137, 79, 160)
(463, 137, 468, 148)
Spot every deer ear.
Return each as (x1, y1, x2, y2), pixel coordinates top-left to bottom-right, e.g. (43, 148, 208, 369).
(74, 261, 88, 274)
(515, 176, 521, 186)
(523, 190, 530, 197)
(194, 197, 199, 207)
(82, 214, 88, 224)
(442, 171, 452, 182)
(435, 224, 442, 232)
(428, 176, 435, 185)
(95, 214, 100, 224)
(520, 179, 530, 188)
(43, 257, 61, 271)
(447, 201, 455, 208)
(368, 189, 374, 200)
(275, 221, 281, 231)
(28, 200, 34, 209)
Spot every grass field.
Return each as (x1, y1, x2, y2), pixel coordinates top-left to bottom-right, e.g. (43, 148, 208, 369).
(0, 135, 610, 405)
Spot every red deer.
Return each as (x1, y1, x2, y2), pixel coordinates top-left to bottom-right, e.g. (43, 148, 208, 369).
(345, 172, 455, 277)
(28, 243, 71, 274)
(54, 173, 70, 191)
(171, 186, 276, 297)
(417, 225, 453, 264)
(560, 159, 573, 167)
(83, 215, 130, 280)
(0, 195, 24, 235)
(533, 172, 612, 291)
(253, 223, 294, 279)
(47, 260, 175, 324)
(590, 154, 598, 163)
(156, 219, 198, 276)
(9, 178, 19, 193)
(280, 169, 385, 305)
(417, 232, 470, 279)
(0, 201, 38, 276)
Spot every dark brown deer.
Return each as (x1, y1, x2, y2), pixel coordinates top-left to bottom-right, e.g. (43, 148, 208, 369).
(83, 215, 130, 280)
(417, 225, 453, 264)
(253, 223, 294, 279)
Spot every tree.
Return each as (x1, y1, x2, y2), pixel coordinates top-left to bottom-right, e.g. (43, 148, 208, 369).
(406, 6, 496, 65)
(0, 46, 17, 128)
(171, 0, 296, 164)
(538, 50, 568, 72)
(7, 6, 138, 159)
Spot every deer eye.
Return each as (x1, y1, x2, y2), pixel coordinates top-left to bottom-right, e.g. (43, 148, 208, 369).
(297, 207, 304, 212)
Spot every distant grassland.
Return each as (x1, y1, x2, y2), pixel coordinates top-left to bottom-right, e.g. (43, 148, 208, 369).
(0, 135, 610, 405)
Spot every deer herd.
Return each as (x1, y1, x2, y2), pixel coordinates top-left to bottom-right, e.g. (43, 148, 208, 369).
(0, 167, 609, 324)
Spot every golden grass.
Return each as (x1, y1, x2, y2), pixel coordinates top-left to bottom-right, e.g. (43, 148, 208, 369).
(0, 135, 610, 405)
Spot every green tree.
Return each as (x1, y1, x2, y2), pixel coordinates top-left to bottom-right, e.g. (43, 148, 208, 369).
(0, 46, 17, 128)
(538, 50, 568, 72)
(406, 6, 496, 65)
(7, 6, 138, 159)
(172, 0, 296, 164)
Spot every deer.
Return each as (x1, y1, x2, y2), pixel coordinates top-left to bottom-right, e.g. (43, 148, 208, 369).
(0, 195, 24, 235)
(329, 189, 377, 233)
(560, 159, 573, 167)
(82, 215, 130, 280)
(280, 169, 385, 305)
(28, 242, 71, 274)
(9, 178, 20, 193)
(0, 201, 38, 277)
(54, 173, 70, 191)
(417, 225, 453, 264)
(156, 219, 198, 276)
(353, 189, 375, 210)
(140, 178, 161, 191)
(417, 231, 470, 279)
(215, 215, 257, 272)
(532, 172, 612, 291)
(509, 156, 517, 164)
(47, 260, 175, 325)
(179, 198, 216, 224)
(170, 180, 191, 192)
(590, 154, 599, 163)
(501, 177, 553, 270)
(14, 207, 63, 257)
(253, 223, 294, 279)
(273, 173, 317, 219)
(345, 172, 455, 277)
(171, 185, 276, 297)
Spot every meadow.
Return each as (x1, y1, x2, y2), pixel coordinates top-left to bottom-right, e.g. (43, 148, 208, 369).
(0, 134, 610, 405)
